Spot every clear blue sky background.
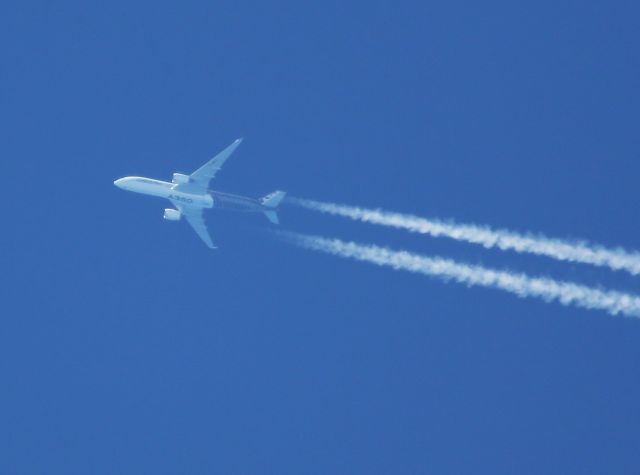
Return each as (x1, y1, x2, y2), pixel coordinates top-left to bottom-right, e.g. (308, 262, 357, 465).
(2, 1, 640, 473)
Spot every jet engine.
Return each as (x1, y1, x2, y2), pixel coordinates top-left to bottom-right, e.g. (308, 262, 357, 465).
(163, 208, 181, 221)
(172, 173, 190, 184)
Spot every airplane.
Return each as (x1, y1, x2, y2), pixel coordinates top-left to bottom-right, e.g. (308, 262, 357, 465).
(113, 138, 285, 249)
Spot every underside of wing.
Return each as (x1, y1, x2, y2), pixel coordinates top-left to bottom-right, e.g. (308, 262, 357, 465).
(172, 203, 216, 249)
(186, 138, 243, 192)
(185, 211, 216, 249)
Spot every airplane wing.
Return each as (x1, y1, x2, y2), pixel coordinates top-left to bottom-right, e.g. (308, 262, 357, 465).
(186, 138, 243, 192)
(172, 202, 216, 249)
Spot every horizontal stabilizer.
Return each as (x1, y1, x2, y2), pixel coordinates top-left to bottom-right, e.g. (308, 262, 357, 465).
(264, 210, 279, 224)
(261, 190, 286, 208)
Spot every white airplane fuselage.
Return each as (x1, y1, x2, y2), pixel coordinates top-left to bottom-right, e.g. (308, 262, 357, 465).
(113, 176, 279, 214)
(114, 177, 214, 208)
(113, 138, 285, 248)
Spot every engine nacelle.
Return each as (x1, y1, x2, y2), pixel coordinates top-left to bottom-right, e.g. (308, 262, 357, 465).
(163, 208, 181, 221)
(172, 173, 190, 184)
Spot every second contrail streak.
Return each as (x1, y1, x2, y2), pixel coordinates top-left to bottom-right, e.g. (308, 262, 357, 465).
(278, 231, 640, 318)
(289, 198, 640, 276)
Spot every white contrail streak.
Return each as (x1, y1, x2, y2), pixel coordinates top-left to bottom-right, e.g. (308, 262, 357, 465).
(279, 231, 640, 318)
(288, 198, 640, 276)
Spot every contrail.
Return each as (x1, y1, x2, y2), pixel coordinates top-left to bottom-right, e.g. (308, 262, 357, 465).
(288, 198, 640, 276)
(278, 231, 640, 318)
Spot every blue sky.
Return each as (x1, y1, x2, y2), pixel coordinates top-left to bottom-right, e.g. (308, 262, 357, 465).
(2, 1, 640, 473)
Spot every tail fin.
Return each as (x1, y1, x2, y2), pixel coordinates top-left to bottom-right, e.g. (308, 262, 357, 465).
(261, 190, 286, 224)
(261, 190, 286, 208)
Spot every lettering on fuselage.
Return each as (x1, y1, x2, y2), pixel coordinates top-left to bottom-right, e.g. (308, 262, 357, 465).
(168, 194, 194, 204)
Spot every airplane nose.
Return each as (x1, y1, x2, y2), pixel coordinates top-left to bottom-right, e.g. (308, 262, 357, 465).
(114, 178, 125, 188)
